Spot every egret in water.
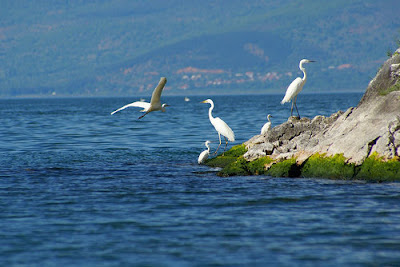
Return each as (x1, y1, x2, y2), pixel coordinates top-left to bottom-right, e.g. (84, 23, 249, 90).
(111, 77, 169, 119)
(261, 114, 272, 135)
(201, 99, 235, 155)
(281, 59, 315, 118)
(198, 140, 211, 164)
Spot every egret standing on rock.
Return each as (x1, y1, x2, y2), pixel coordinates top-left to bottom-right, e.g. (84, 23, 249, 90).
(201, 99, 235, 155)
(281, 59, 315, 118)
(111, 77, 169, 119)
(198, 140, 211, 164)
(261, 114, 272, 135)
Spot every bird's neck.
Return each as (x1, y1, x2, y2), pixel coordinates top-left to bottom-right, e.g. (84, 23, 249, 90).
(299, 63, 307, 82)
(208, 103, 214, 121)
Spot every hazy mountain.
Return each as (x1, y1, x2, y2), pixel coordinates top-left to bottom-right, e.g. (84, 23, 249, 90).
(1, 0, 399, 97)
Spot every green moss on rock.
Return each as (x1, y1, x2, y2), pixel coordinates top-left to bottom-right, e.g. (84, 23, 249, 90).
(205, 144, 400, 181)
(247, 157, 274, 175)
(356, 153, 400, 181)
(266, 158, 299, 177)
(379, 81, 400, 96)
(302, 153, 355, 179)
(205, 144, 247, 169)
(223, 144, 247, 157)
(205, 156, 237, 168)
(217, 156, 275, 177)
(218, 157, 250, 177)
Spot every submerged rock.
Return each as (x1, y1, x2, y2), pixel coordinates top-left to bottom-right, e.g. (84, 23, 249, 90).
(207, 48, 400, 181)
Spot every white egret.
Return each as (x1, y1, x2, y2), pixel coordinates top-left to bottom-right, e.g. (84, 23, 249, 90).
(281, 59, 315, 118)
(261, 114, 272, 135)
(198, 140, 211, 164)
(111, 77, 169, 119)
(201, 99, 235, 155)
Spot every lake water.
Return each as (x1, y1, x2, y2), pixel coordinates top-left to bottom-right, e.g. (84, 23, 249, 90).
(2, 93, 400, 266)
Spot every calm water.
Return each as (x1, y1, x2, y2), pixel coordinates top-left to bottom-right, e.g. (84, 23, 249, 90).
(2, 93, 400, 266)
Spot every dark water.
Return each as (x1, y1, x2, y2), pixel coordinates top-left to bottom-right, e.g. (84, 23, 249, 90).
(2, 93, 400, 266)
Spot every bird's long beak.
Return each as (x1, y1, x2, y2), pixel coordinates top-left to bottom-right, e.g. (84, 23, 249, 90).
(200, 100, 207, 103)
(309, 60, 316, 63)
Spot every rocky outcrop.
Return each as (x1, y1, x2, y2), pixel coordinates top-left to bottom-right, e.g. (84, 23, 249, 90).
(244, 48, 400, 168)
(207, 48, 400, 180)
(244, 112, 343, 162)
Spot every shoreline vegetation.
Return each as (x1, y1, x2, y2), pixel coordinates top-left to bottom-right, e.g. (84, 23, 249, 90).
(205, 48, 400, 182)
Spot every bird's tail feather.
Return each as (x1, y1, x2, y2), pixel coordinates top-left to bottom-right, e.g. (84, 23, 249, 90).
(281, 97, 291, 104)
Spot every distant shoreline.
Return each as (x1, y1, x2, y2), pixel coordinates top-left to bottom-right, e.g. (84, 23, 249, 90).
(0, 91, 365, 100)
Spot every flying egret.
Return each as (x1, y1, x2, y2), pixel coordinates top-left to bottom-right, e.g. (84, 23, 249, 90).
(261, 114, 272, 135)
(281, 59, 315, 118)
(111, 77, 169, 119)
(201, 99, 235, 155)
(198, 140, 211, 164)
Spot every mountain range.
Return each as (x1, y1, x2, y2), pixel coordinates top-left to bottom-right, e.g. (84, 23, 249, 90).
(1, 0, 400, 97)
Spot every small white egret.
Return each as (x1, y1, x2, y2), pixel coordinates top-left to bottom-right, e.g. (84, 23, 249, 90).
(281, 59, 315, 118)
(198, 140, 211, 164)
(201, 99, 235, 155)
(111, 77, 169, 119)
(261, 114, 272, 135)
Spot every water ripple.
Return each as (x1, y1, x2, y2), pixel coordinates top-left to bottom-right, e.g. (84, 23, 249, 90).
(2, 94, 400, 266)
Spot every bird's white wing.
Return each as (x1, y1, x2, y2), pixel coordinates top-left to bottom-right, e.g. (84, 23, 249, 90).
(110, 101, 150, 115)
(198, 150, 209, 164)
(261, 122, 271, 134)
(281, 77, 303, 104)
(213, 117, 235, 142)
(150, 77, 167, 106)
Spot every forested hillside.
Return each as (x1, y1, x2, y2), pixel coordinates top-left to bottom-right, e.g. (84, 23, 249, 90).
(1, 0, 399, 96)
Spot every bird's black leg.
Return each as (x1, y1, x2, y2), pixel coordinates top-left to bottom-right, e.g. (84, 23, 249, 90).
(222, 136, 229, 156)
(290, 101, 294, 117)
(294, 96, 300, 119)
(138, 112, 149, 119)
(214, 133, 222, 155)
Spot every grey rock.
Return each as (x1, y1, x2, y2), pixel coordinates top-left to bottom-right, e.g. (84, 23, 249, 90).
(359, 49, 400, 105)
(244, 49, 400, 165)
(244, 142, 275, 161)
(391, 63, 400, 78)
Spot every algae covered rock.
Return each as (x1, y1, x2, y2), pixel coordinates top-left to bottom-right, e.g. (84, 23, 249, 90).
(355, 153, 400, 181)
(301, 153, 355, 180)
(205, 144, 247, 169)
(209, 149, 400, 182)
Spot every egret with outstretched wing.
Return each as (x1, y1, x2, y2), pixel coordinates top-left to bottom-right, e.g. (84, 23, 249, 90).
(111, 77, 169, 119)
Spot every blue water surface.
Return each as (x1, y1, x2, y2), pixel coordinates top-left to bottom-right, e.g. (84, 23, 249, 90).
(1, 93, 400, 266)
